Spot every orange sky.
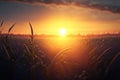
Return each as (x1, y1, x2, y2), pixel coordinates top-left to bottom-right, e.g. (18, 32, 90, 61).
(0, 2, 120, 35)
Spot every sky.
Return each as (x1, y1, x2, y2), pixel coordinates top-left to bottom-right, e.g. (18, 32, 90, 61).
(0, 0, 120, 35)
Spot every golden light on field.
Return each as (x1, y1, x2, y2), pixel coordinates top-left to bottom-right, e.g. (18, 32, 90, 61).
(59, 28, 67, 37)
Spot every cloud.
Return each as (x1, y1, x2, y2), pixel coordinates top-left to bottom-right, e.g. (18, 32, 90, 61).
(1, 0, 120, 13)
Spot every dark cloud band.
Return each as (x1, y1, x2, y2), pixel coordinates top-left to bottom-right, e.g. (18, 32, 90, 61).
(1, 0, 120, 13)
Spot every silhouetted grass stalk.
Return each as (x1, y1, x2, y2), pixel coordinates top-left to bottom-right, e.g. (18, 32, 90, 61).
(105, 52, 120, 78)
(0, 20, 4, 34)
(50, 48, 69, 66)
(6, 23, 16, 39)
(1, 23, 16, 62)
(0, 22, 16, 80)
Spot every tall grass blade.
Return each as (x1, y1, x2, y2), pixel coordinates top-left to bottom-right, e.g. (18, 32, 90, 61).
(97, 47, 112, 61)
(49, 48, 69, 66)
(105, 52, 120, 78)
(8, 23, 16, 34)
(0, 20, 3, 27)
(3, 44, 11, 60)
(24, 44, 31, 56)
(29, 23, 36, 62)
(29, 23, 34, 36)
(88, 47, 98, 59)
(0, 20, 4, 34)
(29, 22, 34, 41)
(2, 38, 16, 62)
(6, 23, 16, 39)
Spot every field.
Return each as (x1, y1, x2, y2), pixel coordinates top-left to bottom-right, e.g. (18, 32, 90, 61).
(0, 34, 120, 80)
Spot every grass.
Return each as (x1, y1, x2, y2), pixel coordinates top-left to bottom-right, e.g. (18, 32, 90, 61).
(0, 20, 4, 34)
(0, 20, 120, 80)
(105, 52, 120, 78)
(49, 48, 69, 66)
(0, 22, 16, 62)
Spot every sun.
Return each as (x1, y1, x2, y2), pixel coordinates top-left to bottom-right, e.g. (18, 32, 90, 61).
(59, 28, 67, 37)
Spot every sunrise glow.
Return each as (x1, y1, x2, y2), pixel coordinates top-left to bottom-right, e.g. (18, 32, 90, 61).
(59, 28, 67, 37)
